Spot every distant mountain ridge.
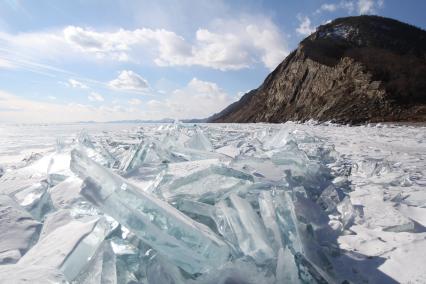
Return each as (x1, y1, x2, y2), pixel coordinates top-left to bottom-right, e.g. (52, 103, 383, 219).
(209, 15, 426, 124)
(103, 118, 206, 124)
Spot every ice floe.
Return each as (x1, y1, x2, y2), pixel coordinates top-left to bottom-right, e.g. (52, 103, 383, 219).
(0, 121, 424, 283)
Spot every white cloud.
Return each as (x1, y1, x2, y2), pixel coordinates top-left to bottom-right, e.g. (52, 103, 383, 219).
(357, 0, 376, 14)
(146, 78, 234, 119)
(0, 57, 16, 69)
(0, 78, 235, 122)
(0, 17, 288, 72)
(108, 70, 149, 92)
(88, 92, 104, 102)
(0, 90, 140, 123)
(190, 17, 288, 70)
(182, 28, 251, 71)
(68, 78, 89, 89)
(317, 3, 338, 13)
(342, 1, 356, 13)
(315, 1, 354, 14)
(315, 1, 383, 15)
(64, 26, 144, 62)
(128, 98, 142, 105)
(296, 15, 316, 36)
(245, 23, 288, 70)
(47, 96, 56, 100)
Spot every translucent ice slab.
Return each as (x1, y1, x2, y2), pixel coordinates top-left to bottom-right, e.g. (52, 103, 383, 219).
(216, 194, 274, 263)
(74, 241, 117, 284)
(13, 180, 53, 220)
(276, 247, 301, 284)
(263, 125, 295, 150)
(18, 217, 110, 281)
(70, 149, 230, 274)
(0, 195, 42, 264)
(158, 164, 254, 201)
(146, 254, 186, 284)
(274, 191, 304, 255)
(258, 191, 283, 250)
(317, 184, 344, 214)
(120, 140, 174, 173)
(185, 127, 213, 151)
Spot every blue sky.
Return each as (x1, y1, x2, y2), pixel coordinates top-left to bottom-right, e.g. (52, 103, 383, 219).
(0, 0, 425, 123)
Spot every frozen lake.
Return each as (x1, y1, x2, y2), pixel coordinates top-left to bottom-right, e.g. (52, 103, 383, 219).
(0, 122, 425, 283)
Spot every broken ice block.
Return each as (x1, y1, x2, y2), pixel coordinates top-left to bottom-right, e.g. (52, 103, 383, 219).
(13, 180, 53, 220)
(268, 141, 309, 168)
(258, 191, 283, 250)
(175, 199, 222, 234)
(78, 129, 96, 148)
(294, 252, 334, 284)
(194, 258, 275, 284)
(263, 126, 295, 150)
(176, 199, 217, 220)
(120, 140, 172, 173)
(74, 241, 117, 284)
(77, 130, 117, 167)
(18, 217, 109, 281)
(70, 149, 230, 274)
(274, 191, 304, 255)
(276, 247, 301, 284)
(39, 209, 73, 239)
(317, 185, 344, 213)
(146, 254, 186, 284)
(0, 167, 46, 196)
(0, 195, 41, 264)
(218, 193, 274, 263)
(185, 127, 213, 151)
(353, 158, 392, 178)
(49, 176, 84, 209)
(337, 197, 356, 229)
(111, 236, 144, 283)
(170, 146, 227, 162)
(216, 144, 240, 158)
(158, 164, 254, 201)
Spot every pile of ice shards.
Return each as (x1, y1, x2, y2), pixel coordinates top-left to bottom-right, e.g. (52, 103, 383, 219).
(0, 122, 365, 283)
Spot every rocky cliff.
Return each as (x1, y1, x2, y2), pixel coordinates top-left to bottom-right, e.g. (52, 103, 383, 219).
(209, 16, 426, 124)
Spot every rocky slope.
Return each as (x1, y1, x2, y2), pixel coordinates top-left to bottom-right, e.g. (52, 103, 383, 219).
(209, 16, 426, 124)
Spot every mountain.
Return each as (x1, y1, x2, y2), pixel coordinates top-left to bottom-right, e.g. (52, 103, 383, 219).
(209, 16, 426, 124)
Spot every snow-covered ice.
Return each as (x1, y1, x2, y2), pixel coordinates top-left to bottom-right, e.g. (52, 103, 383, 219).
(0, 121, 425, 283)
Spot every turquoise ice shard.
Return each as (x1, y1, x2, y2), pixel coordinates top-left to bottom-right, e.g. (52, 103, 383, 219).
(274, 191, 304, 255)
(70, 149, 230, 274)
(146, 254, 186, 284)
(74, 241, 117, 284)
(317, 184, 343, 213)
(220, 193, 274, 263)
(77, 130, 117, 167)
(185, 127, 213, 151)
(17, 217, 109, 281)
(263, 125, 295, 150)
(158, 164, 254, 201)
(337, 197, 356, 229)
(276, 247, 301, 284)
(120, 140, 173, 173)
(258, 191, 283, 250)
(175, 199, 217, 221)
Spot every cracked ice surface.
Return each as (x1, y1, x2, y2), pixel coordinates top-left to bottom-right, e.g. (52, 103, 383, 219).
(0, 121, 425, 283)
